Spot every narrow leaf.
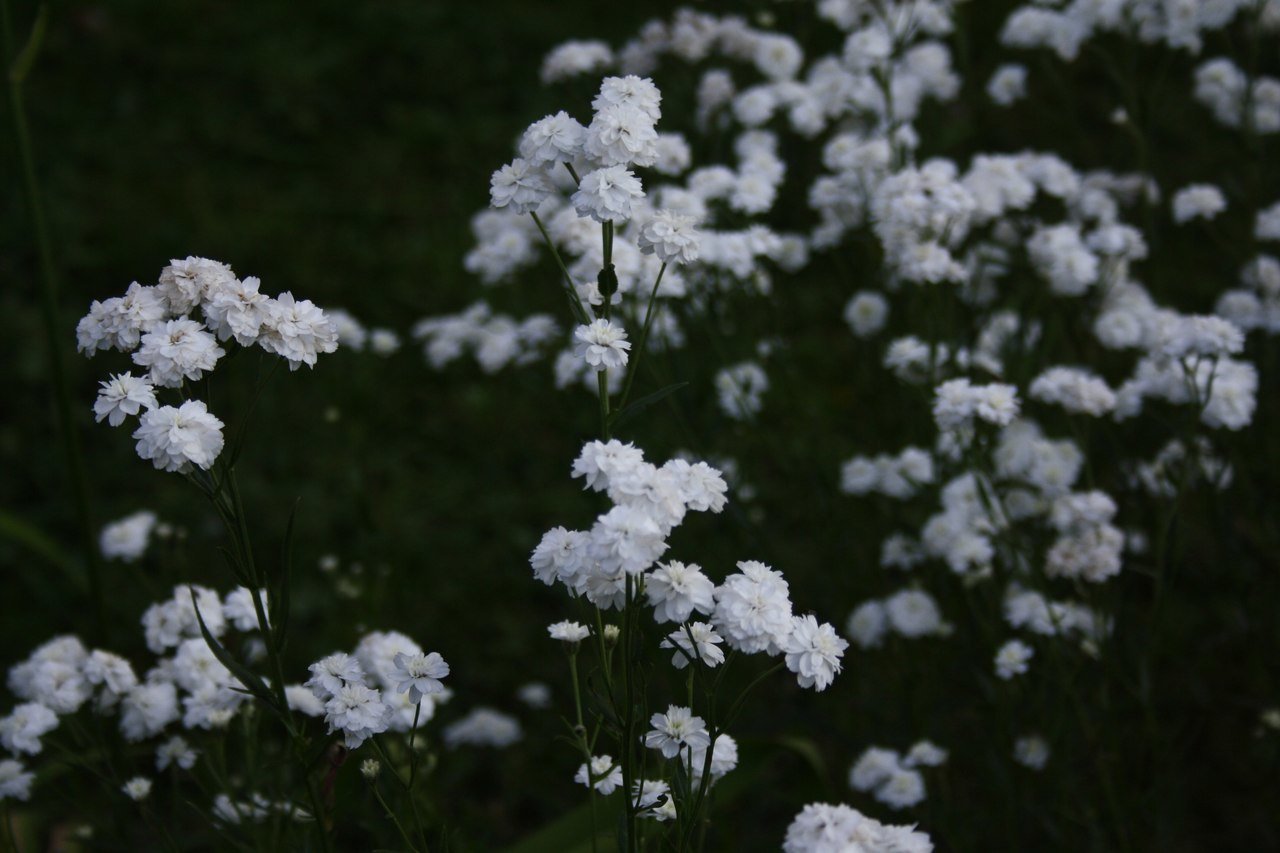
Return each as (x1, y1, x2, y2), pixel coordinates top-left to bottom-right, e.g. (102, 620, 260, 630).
(189, 587, 284, 718)
(609, 381, 688, 430)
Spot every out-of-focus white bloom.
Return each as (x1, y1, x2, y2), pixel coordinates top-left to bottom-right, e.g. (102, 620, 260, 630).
(1014, 734, 1050, 770)
(222, 588, 268, 632)
(120, 682, 180, 742)
(443, 707, 522, 748)
(1257, 201, 1280, 241)
(1172, 184, 1227, 223)
(904, 741, 949, 769)
(156, 736, 198, 771)
(844, 291, 889, 337)
(716, 361, 769, 420)
(574, 319, 631, 371)
(783, 802, 934, 853)
(99, 510, 158, 561)
(994, 639, 1034, 679)
(541, 40, 613, 84)
(286, 684, 327, 717)
(516, 682, 551, 709)
(885, 589, 947, 638)
(0, 760, 34, 802)
(933, 379, 1020, 430)
(877, 767, 927, 809)
(132, 401, 224, 473)
(846, 600, 888, 649)
(987, 64, 1028, 105)
(0, 702, 59, 756)
(1030, 367, 1117, 416)
(122, 777, 153, 801)
(94, 373, 158, 427)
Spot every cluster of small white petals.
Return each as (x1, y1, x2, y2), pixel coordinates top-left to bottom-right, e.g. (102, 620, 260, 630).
(442, 707, 522, 748)
(840, 447, 935, 499)
(644, 705, 710, 759)
(849, 741, 948, 811)
(575, 754, 624, 794)
(1029, 367, 1117, 416)
(783, 802, 934, 853)
(132, 401, 225, 473)
(1171, 184, 1227, 224)
(994, 639, 1034, 679)
(574, 318, 631, 371)
(782, 616, 848, 691)
(99, 510, 158, 562)
(932, 379, 1020, 431)
(847, 588, 952, 650)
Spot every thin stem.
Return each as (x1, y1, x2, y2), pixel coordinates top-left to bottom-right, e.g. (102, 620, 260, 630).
(529, 211, 591, 325)
(569, 651, 600, 853)
(372, 782, 422, 853)
(2, 0, 106, 642)
(616, 263, 668, 413)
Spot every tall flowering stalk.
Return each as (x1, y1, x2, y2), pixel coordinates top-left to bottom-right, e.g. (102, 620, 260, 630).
(491, 75, 849, 851)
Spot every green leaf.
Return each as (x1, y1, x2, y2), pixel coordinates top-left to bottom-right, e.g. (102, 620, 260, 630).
(189, 587, 285, 722)
(8, 3, 48, 85)
(609, 381, 689, 430)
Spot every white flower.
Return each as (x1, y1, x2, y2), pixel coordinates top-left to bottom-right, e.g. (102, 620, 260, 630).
(391, 652, 449, 704)
(158, 256, 236, 315)
(589, 504, 667, 575)
(0, 703, 59, 755)
(83, 650, 138, 699)
(995, 639, 1034, 679)
(783, 802, 934, 853)
(644, 705, 710, 759)
(850, 747, 903, 792)
(846, 600, 888, 649)
(132, 401, 225, 473)
(572, 165, 644, 222)
(519, 112, 587, 167)
(1172, 184, 1227, 224)
(324, 683, 392, 748)
(574, 319, 631, 371)
(585, 104, 659, 167)
(305, 653, 366, 701)
(530, 527, 591, 586)
(591, 76, 662, 122)
(120, 682, 180, 742)
(94, 373, 158, 427)
(490, 158, 553, 214)
(684, 733, 739, 783)
(571, 440, 645, 492)
(156, 736, 198, 771)
(885, 589, 946, 638)
(1013, 734, 1050, 770)
(122, 776, 153, 801)
(443, 707, 522, 748)
(222, 587, 268, 632)
(548, 621, 591, 644)
(713, 560, 793, 655)
(0, 760, 34, 802)
(132, 319, 224, 388)
(646, 561, 715, 624)
(844, 291, 889, 338)
(987, 64, 1028, 106)
(904, 741, 949, 768)
(637, 211, 700, 264)
(876, 768, 927, 809)
(203, 275, 270, 344)
(258, 293, 339, 370)
(575, 755, 623, 794)
(99, 510, 158, 561)
(783, 616, 848, 691)
(661, 622, 725, 669)
(286, 684, 327, 717)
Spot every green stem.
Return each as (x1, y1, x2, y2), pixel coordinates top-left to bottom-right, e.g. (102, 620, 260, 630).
(529, 210, 591, 324)
(568, 651, 600, 853)
(372, 782, 422, 853)
(616, 263, 667, 413)
(2, 0, 106, 642)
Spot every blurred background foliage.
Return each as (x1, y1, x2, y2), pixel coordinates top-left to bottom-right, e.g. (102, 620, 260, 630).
(2, 0, 1279, 849)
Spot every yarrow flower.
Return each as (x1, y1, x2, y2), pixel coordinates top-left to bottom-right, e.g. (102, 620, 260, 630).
(637, 211, 701, 264)
(661, 622, 725, 669)
(94, 373, 158, 426)
(994, 639, 1034, 679)
(0, 760, 34, 802)
(645, 561, 715, 624)
(490, 157, 553, 214)
(99, 510, 158, 562)
(132, 401, 225, 472)
(575, 754, 624, 795)
(783, 802, 934, 853)
(644, 705, 710, 759)
(132, 319, 224, 388)
(574, 319, 631, 371)
(391, 651, 449, 704)
(548, 621, 591, 644)
(571, 165, 645, 222)
(782, 615, 848, 691)
(122, 777, 153, 802)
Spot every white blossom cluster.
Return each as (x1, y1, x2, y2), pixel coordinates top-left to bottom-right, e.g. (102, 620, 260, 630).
(412, 302, 560, 373)
(305, 632, 451, 748)
(783, 801, 933, 853)
(849, 741, 948, 810)
(77, 257, 338, 473)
